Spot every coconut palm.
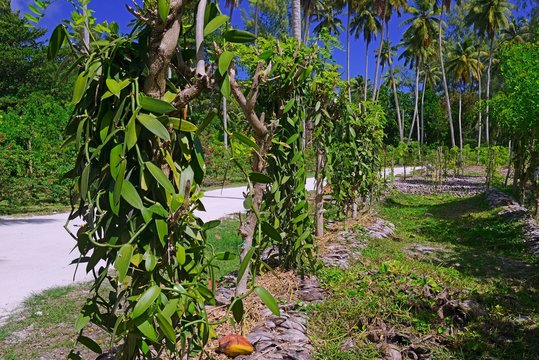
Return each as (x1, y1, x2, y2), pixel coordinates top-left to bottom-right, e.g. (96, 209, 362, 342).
(447, 38, 482, 150)
(400, 0, 438, 144)
(312, 2, 344, 36)
(351, 0, 381, 101)
(466, 0, 513, 145)
(436, 0, 457, 148)
(372, 0, 408, 100)
(383, 42, 405, 141)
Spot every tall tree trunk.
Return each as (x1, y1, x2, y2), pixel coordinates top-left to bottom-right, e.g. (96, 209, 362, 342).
(485, 36, 494, 145)
(438, 6, 455, 147)
(408, 61, 421, 144)
(364, 42, 369, 102)
(292, 0, 302, 41)
(254, 0, 259, 37)
(346, 9, 351, 100)
(223, 96, 228, 148)
(458, 88, 463, 150)
(504, 139, 512, 187)
(372, 20, 386, 100)
(420, 71, 427, 144)
(477, 49, 483, 149)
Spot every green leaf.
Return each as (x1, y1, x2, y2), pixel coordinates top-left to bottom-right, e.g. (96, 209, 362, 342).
(72, 72, 87, 104)
(218, 51, 234, 76)
(168, 117, 198, 132)
(254, 286, 280, 316)
(156, 311, 176, 343)
(215, 251, 237, 260)
(158, 0, 170, 22)
(204, 14, 228, 36)
(121, 180, 143, 209)
(231, 298, 244, 323)
(75, 314, 90, 332)
(115, 244, 133, 282)
(78, 335, 102, 354)
(237, 247, 254, 286)
(132, 285, 161, 319)
(139, 95, 176, 114)
(109, 144, 123, 179)
(145, 162, 175, 193)
(137, 113, 171, 141)
(233, 132, 259, 150)
(48, 24, 66, 60)
(220, 74, 231, 98)
(196, 110, 217, 136)
(80, 165, 90, 201)
(106, 79, 121, 97)
(176, 245, 186, 265)
(136, 320, 159, 342)
(283, 98, 295, 114)
(248, 172, 273, 184)
(113, 161, 126, 205)
(144, 250, 157, 271)
(125, 113, 138, 150)
(223, 29, 257, 43)
(203, 220, 221, 230)
(155, 219, 168, 246)
(261, 221, 282, 242)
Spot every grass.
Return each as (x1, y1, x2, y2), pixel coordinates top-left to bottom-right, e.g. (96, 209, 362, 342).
(0, 218, 243, 359)
(0, 202, 70, 216)
(309, 192, 539, 359)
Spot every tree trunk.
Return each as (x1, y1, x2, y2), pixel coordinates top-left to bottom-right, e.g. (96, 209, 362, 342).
(372, 20, 386, 101)
(477, 48, 482, 150)
(291, 0, 302, 41)
(364, 42, 369, 102)
(504, 139, 512, 187)
(346, 10, 351, 100)
(420, 71, 427, 144)
(485, 37, 494, 145)
(408, 61, 421, 144)
(458, 88, 463, 150)
(389, 64, 403, 142)
(223, 96, 228, 149)
(254, 0, 259, 37)
(314, 147, 325, 237)
(438, 6, 455, 147)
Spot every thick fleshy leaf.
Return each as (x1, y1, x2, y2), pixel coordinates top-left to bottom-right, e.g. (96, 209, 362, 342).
(261, 221, 282, 242)
(72, 72, 87, 104)
(231, 298, 244, 323)
(158, 0, 170, 22)
(78, 335, 102, 354)
(136, 320, 159, 342)
(218, 51, 234, 76)
(137, 114, 170, 141)
(223, 29, 257, 43)
(254, 286, 280, 316)
(132, 285, 161, 319)
(115, 244, 133, 283)
(233, 132, 259, 150)
(220, 74, 231, 98)
(237, 247, 254, 286)
(145, 162, 175, 193)
(203, 14, 228, 36)
(168, 117, 198, 132)
(121, 180, 143, 209)
(139, 95, 176, 114)
(215, 251, 237, 260)
(48, 24, 66, 60)
(248, 172, 273, 184)
(156, 311, 176, 343)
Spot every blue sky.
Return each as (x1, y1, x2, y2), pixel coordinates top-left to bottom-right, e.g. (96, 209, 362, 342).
(12, 0, 527, 84)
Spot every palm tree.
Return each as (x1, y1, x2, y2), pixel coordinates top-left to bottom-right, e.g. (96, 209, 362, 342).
(372, 0, 408, 100)
(400, 0, 438, 144)
(312, 0, 344, 36)
(351, 0, 381, 101)
(466, 0, 513, 145)
(447, 38, 482, 150)
(383, 46, 405, 142)
(436, 0, 456, 147)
